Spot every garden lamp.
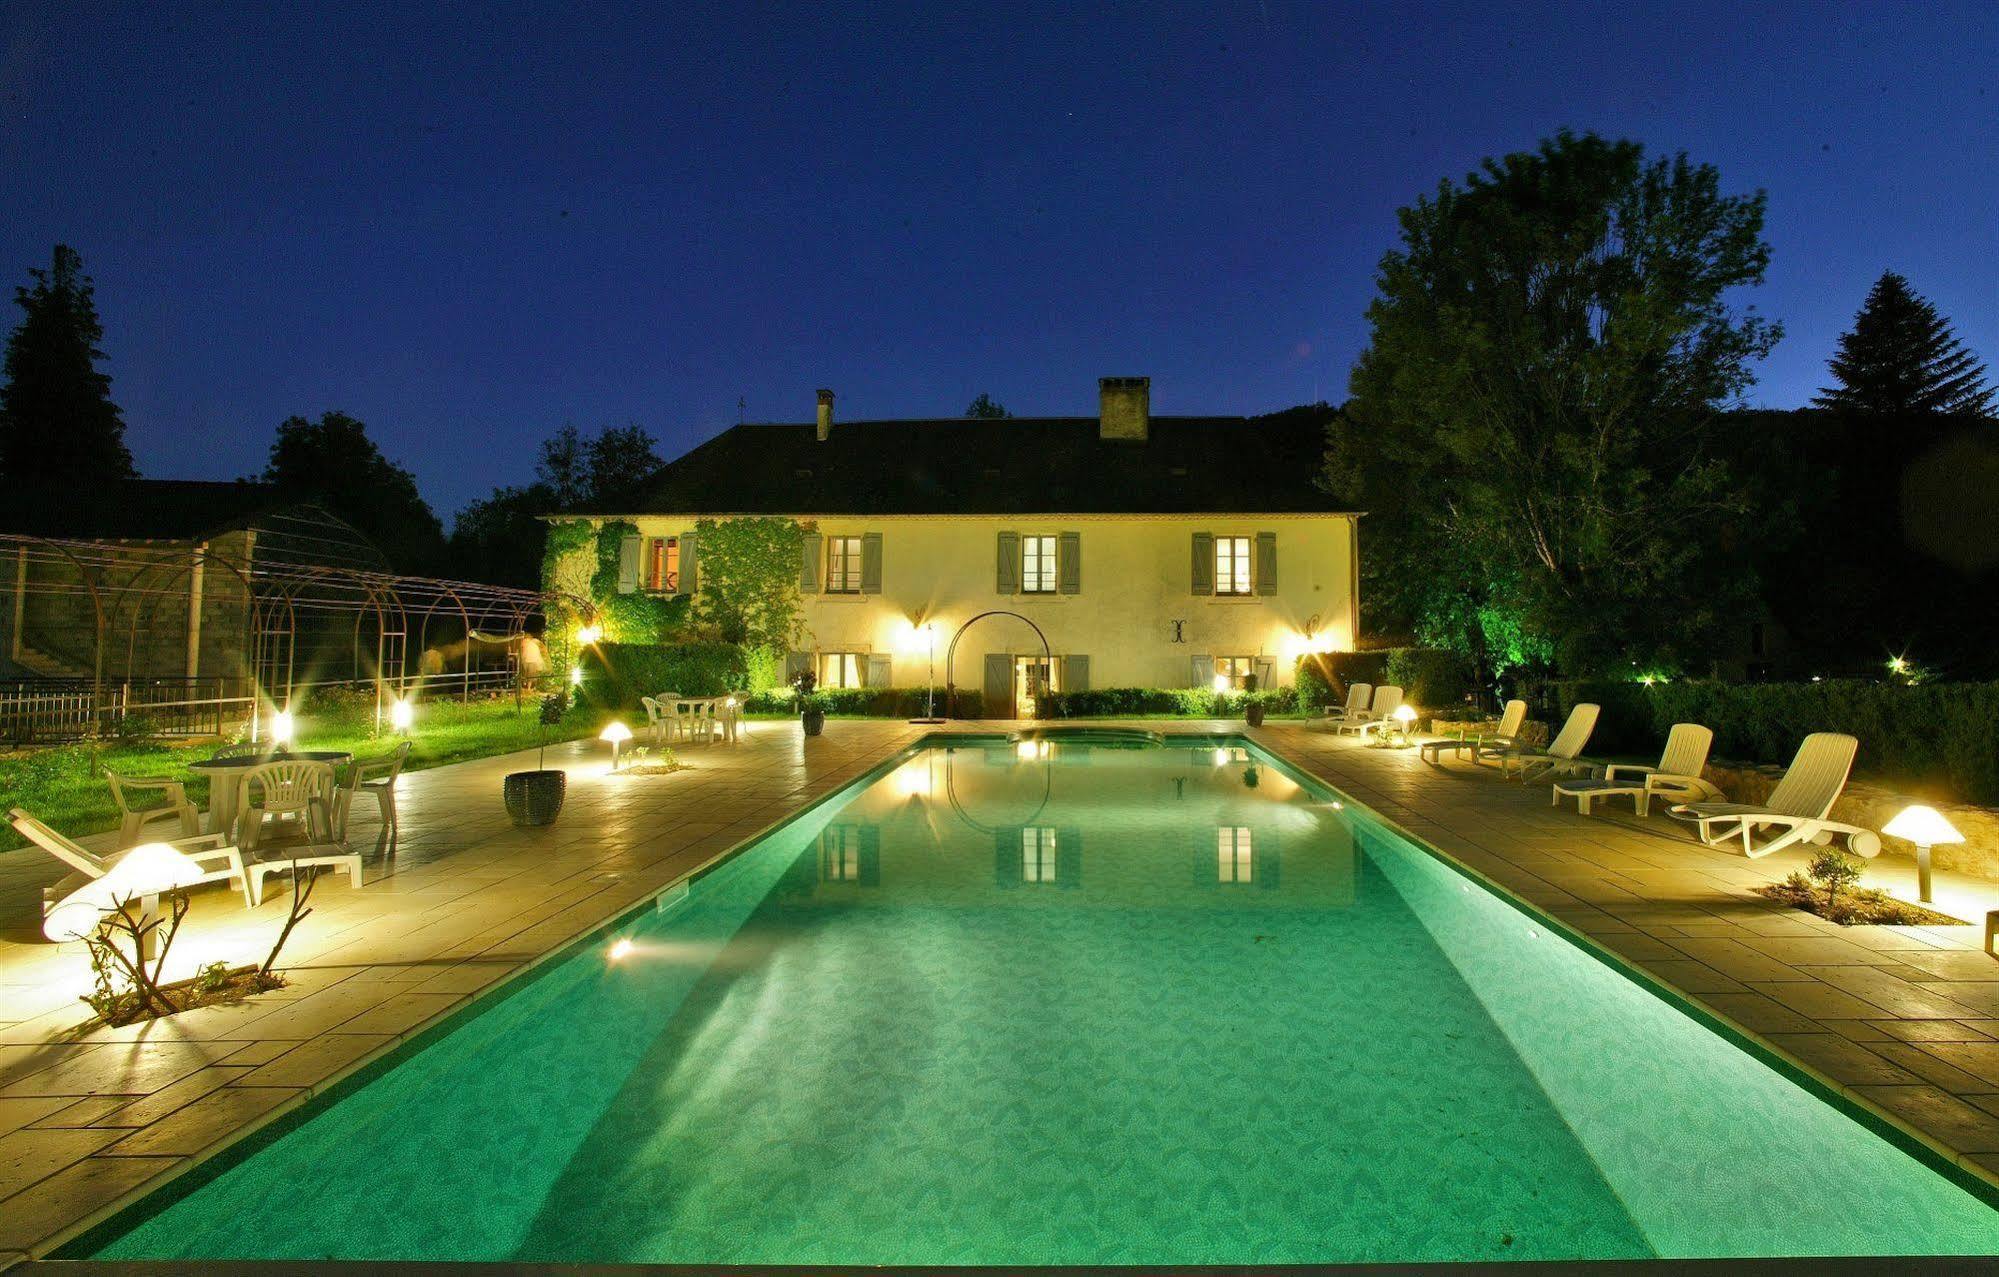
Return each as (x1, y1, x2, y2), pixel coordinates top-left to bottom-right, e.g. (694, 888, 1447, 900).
(268, 708, 295, 750)
(600, 720, 633, 770)
(389, 697, 414, 733)
(576, 624, 602, 646)
(43, 842, 206, 954)
(1882, 804, 1963, 903)
(1389, 702, 1418, 747)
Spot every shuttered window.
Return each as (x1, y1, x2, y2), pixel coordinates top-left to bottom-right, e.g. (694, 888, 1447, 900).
(1215, 536, 1253, 595)
(1215, 655, 1256, 689)
(819, 652, 864, 688)
(825, 537, 863, 593)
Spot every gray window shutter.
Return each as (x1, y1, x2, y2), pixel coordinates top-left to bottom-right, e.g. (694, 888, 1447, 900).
(1256, 531, 1277, 595)
(616, 534, 640, 594)
(1191, 532, 1213, 595)
(865, 653, 893, 688)
(1057, 531, 1081, 594)
(784, 650, 811, 684)
(1254, 656, 1274, 689)
(677, 533, 698, 595)
(799, 532, 821, 592)
(860, 532, 883, 594)
(995, 532, 1019, 594)
(1062, 654, 1089, 693)
(983, 652, 1013, 714)
(1190, 653, 1214, 688)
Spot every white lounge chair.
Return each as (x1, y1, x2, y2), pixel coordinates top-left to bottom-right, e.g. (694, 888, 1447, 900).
(1501, 703, 1600, 781)
(1552, 722, 1723, 816)
(1319, 682, 1372, 725)
(1669, 732, 1882, 859)
(1420, 699, 1527, 765)
(9, 806, 251, 915)
(1336, 685, 1403, 737)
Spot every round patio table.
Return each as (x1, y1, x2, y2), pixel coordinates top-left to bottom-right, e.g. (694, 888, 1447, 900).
(186, 750, 352, 841)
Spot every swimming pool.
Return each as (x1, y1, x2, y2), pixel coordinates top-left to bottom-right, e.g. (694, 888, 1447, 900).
(81, 737, 1999, 1264)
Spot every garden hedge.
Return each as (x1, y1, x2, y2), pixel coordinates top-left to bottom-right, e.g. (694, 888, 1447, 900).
(740, 687, 986, 717)
(581, 641, 747, 711)
(1295, 648, 1474, 712)
(1036, 687, 1301, 717)
(1550, 678, 1999, 806)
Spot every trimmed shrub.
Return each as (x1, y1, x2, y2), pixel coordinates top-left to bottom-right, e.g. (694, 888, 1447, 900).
(582, 641, 747, 712)
(1294, 655, 1338, 710)
(1384, 648, 1476, 712)
(1037, 687, 1303, 718)
(740, 687, 985, 717)
(1550, 678, 1999, 805)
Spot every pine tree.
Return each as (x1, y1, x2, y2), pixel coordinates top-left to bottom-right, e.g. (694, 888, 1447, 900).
(1815, 272, 1993, 416)
(0, 245, 137, 484)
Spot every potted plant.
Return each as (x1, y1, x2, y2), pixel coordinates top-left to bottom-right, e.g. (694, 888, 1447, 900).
(503, 691, 569, 827)
(795, 668, 826, 737)
(1242, 673, 1267, 728)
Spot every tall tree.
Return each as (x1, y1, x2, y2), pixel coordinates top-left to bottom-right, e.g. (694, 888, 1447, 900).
(451, 423, 664, 585)
(1330, 132, 1780, 674)
(965, 393, 1012, 419)
(0, 246, 136, 484)
(582, 423, 663, 505)
(261, 411, 446, 572)
(1814, 272, 1993, 417)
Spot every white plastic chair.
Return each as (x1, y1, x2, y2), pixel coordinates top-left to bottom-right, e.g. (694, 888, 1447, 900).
(1420, 699, 1526, 765)
(1335, 685, 1402, 736)
(236, 760, 335, 851)
(1501, 703, 1600, 781)
(9, 806, 251, 914)
(1321, 682, 1372, 722)
(1669, 732, 1882, 859)
(1553, 722, 1723, 816)
(105, 771, 202, 848)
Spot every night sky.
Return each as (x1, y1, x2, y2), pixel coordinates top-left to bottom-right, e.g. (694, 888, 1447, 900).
(4, 1, 1993, 518)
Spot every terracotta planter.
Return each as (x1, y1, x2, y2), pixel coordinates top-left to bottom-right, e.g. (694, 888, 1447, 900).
(503, 769, 566, 827)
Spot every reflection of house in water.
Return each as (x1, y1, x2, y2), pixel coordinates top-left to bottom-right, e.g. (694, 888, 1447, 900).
(780, 745, 1358, 907)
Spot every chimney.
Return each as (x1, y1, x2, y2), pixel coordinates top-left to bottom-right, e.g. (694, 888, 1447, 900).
(815, 388, 835, 441)
(1098, 376, 1149, 441)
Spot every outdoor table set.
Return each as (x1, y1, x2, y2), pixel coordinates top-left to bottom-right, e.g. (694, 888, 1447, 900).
(640, 694, 742, 747)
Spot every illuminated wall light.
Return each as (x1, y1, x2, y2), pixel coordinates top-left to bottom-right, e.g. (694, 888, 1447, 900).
(1211, 674, 1231, 694)
(576, 624, 602, 646)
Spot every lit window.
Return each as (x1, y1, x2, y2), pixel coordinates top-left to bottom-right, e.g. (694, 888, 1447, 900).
(826, 536, 863, 593)
(1218, 827, 1253, 884)
(820, 652, 864, 688)
(1214, 536, 1252, 595)
(820, 827, 862, 882)
(647, 537, 680, 592)
(1021, 535, 1058, 593)
(1021, 827, 1058, 883)
(1215, 656, 1256, 689)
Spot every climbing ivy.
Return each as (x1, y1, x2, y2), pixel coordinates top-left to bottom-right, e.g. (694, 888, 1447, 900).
(692, 517, 805, 652)
(589, 520, 690, 645)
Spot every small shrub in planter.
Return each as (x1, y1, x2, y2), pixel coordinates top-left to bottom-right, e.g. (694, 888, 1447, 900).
(794, 669, 826, 737)
(1243, 675, 1267, 727)
(504, 692, 570, 827)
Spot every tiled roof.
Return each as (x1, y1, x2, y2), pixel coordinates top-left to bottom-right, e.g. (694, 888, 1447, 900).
(577, 407, 1354, 517)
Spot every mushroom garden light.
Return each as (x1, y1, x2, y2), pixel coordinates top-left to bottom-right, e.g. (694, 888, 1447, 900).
(1882, 804, 1964, 904)
(600, 720, 634, 770)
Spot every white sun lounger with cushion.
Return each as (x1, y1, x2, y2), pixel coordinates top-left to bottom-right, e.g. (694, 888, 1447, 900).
(1336, 685, 1402, 736)
(8, 806, 251, 915)
(1668, 732, 1881, 859)
(1551, 722, 1723, 816)
(1420, 699, 1527, 765)
(1500, 703, 1600, 781)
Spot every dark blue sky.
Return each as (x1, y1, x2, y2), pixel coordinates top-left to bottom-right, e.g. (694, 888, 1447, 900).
(5, 1, 1994, 518)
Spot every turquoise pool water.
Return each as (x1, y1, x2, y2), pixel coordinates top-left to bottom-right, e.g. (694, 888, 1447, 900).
(86, 739, 1999, 1264)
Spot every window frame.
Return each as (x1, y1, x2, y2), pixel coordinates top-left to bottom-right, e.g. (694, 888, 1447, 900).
(819, 651, 865, 689)
(1213, 535, 1253, 596)
(824, 535, 864, 594)
(1019, 534, 1059, 594)
(645, 536, 680, 593)
(1215, 655, 1256, 689)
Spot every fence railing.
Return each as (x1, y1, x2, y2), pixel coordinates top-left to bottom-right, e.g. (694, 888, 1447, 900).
(0, 668, 528, 744)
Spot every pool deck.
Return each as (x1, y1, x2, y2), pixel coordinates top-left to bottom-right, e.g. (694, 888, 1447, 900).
(3, 718, 1999, 1265)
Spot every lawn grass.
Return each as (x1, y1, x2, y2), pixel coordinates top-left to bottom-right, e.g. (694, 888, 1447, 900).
(0, 695, 606, 853)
